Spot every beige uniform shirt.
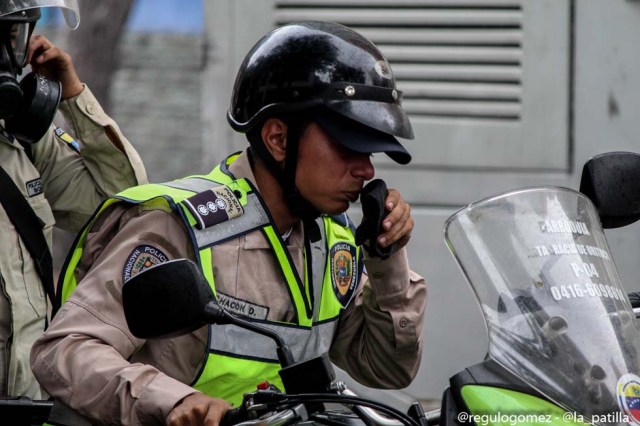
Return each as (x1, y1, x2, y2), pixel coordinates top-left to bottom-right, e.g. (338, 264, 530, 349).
(0, 85, 147, 399)
(31, 151, 427, 426)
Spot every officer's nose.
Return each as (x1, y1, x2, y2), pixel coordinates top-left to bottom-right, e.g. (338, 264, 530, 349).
(352, 153, 375, 181)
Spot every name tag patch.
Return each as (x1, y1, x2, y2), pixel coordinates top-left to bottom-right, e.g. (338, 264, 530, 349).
(182, 185, 244, 230)
(26, 178, 43, 197)
(217, 292, 269, 320)
(122, 245, 169, 282)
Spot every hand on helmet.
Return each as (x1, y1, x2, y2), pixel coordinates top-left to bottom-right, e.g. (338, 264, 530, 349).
(27, 34, 83, 99)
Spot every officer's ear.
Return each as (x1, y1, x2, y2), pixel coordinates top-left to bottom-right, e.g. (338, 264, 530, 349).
(261, 118, 288, 162)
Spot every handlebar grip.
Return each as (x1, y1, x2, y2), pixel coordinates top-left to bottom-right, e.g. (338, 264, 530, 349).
(221, 406, 248, 426)
(629, 292, 640, 309)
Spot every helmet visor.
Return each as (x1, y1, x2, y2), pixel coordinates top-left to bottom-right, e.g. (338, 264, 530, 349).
(315, 110, 412, 164)
(10, 22, 30, 67)
(0, 0, 79, 29)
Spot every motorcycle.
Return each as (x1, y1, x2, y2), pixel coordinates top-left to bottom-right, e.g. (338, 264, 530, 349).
(439, 150, 640, 426)
(9, 151, 640, 425)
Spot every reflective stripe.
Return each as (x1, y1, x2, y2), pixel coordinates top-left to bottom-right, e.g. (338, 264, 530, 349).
(209, 319, 338, 362)
(163, 178, 220, 193)
(58, 197, 121, 305)
(166, 178, 269, 248)
(263, 225, 312, 324)
(192, 193, 269, 248)
(309, 222, 327, 320)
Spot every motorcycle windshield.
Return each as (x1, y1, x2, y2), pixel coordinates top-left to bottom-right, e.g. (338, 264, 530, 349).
(445, 186, 640, 425)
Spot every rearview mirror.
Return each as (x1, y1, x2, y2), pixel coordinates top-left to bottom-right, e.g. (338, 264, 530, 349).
(122, 259, 214, 339)
(122, 258, 297, 367)
(579, 151, 640, 228)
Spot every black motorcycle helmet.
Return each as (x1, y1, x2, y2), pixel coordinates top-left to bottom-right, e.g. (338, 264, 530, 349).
(227, 21, 413, 235)
(228, 21, 413, 141)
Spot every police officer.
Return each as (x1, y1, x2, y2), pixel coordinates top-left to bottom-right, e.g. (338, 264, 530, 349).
(0, 0, 146, 399)
(31, 21, 426, 425)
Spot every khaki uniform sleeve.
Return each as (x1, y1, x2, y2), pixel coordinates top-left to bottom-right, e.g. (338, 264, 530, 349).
(329, 247, 427, 389)
(30, 85, 148, 231)
(30, 207, 198, 425)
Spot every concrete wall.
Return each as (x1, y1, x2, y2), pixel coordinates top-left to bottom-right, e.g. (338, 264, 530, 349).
(111, 32, 206, 183)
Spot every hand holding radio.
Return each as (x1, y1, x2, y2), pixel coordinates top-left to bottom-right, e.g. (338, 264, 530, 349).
(355, 179, 413, 259)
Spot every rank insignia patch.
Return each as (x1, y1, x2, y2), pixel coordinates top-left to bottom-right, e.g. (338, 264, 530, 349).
(329, 242, 358, 307)
(123, 245, 169, 282)
(182, 185, 244, 230)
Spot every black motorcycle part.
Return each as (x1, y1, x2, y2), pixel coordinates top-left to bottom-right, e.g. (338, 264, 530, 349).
(629, 292, 640, 309)
(0, 396, 52, 426)
(279, 352, 336, 394)
(580, 151, 640, 229)
(220, 404, 251, 426)
(122, 258, 215, 339)
(407, 401, 430, 426)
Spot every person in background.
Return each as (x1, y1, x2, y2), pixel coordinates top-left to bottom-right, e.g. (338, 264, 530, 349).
(31, 21, 426, 425)
(0, 0, 146, 399)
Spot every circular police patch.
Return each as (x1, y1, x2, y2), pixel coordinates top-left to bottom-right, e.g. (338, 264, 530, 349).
(329, 242, 357, 307)
(123, 245, 169, 282)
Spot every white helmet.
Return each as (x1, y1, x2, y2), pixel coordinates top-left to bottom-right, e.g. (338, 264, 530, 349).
(0, 0, 79, 29)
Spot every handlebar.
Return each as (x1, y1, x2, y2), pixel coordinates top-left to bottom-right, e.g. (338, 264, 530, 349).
(340, 388, 404, 426)
(221, 402, 309, 426)
(215, 387, 439, 426)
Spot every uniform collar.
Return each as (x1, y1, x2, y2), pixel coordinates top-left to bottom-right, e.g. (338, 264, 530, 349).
(228, 150, 306, 250)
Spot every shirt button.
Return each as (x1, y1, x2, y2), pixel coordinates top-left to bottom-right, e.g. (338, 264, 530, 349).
(86, 103, 96, 115)
(372, 271, 385, 279)
(399, 318, 408, 328)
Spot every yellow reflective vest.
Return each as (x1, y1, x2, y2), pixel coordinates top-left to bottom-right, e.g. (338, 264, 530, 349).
(58, 153, 362, 406)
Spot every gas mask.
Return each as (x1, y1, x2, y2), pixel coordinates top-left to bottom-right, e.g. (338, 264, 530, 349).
(0, 10, 61, 144)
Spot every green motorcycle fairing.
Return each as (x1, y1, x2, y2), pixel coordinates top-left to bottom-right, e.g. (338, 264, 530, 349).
(461, 385, 589, 426)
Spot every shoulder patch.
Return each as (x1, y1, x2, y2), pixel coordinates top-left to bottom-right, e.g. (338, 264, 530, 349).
(53, 125, 80, 152)
(123, 245, 169, 282)
(26, 178, 43, 197)
(182, 185, 244, 230)
(329, 242, 358, 307)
